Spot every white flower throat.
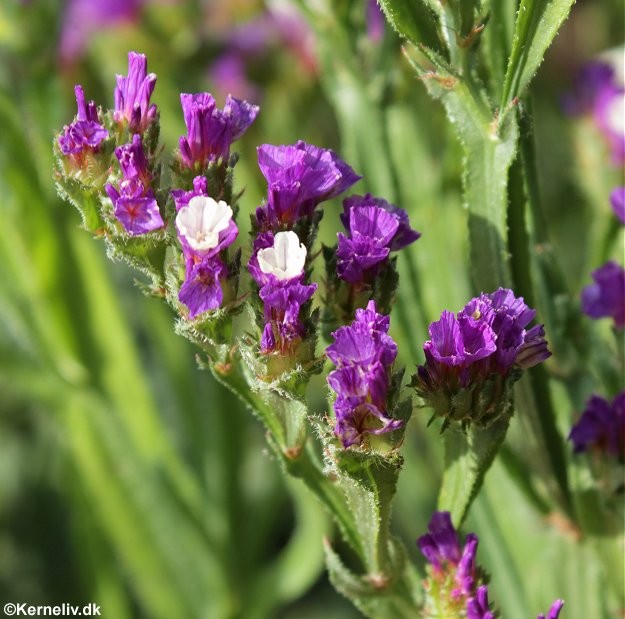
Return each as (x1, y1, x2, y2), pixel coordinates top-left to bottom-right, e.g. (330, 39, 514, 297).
(176, 196, 232, 251)
(257, 231, 306, 280)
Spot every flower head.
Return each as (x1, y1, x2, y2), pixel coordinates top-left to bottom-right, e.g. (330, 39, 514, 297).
(466, 586, 495, 619)
(178, 259, 227, 319)
(581, 261, 625, 328)
(537, 600, 565, 619)
(178, 92, 259, 169)
(105, 134, 163, 235)
(58, 85, 108, 156)
(255, 141, 361, 228)
(114, 51, 157, 133)
(568, 392, 625, 459)
(326, 301, 401, 447)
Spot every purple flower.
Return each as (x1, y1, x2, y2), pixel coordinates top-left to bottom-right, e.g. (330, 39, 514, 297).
(178, 92, 259, 169)
(367, 0, 385, 42)
(581, 261, 625, 328)
(594, 83, 625, 165)
(610, 187, 625, 224)
(466, 586, 495, 619)
(417, 511, 462, 569)
(568, 392, 625, 459)
(60, 0, 141, 62)
(326, 301, 401, 447)
(171, 176, 209, 211)
(562, 61, 614, 116)
(113, 51, 157, 133)
(255, 141, 361, 228)
(209, 53, 260, 104)
(248, 231, 316, 353)
(537, 600, 565, 619)
(58, 85, 108, 156)
(105, 134, 164, 235)
(178, 258, 226, 319)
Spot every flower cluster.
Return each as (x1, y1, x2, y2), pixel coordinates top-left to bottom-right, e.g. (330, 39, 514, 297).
(177, 93, 259, 169)
(113, 51, 157, 134)
(581, 261, 625, 329)
(58, 85, 108, 159)
(105, 134, 164, 235)
(254, 140, 360, 229)
(414, 289, 551, 426)
(326, 301, 402, 447)
(248, 231, 316, 353)
(568, 392, 625, 460)
(418, 511, 564, 619)
(336, 193, 420, 285)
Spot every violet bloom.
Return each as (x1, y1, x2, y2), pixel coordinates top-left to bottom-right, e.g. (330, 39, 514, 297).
(581, 261, 625, 328)
(568, 392, 625, 459)
(367, 0, 385, 42)
(610, 187, 625, 224)
(105, 134, 164, 235)
(326, 301, 402, 447)
(255, 141, 361, 228)
(178, 92, 259, 169)
(537, 600, 565, 619)
(336, 196, 420, 285)
(562, 61, 614, 116)
(175, 195, 238, 319)
(594, 82, 625, 165)
(249, 231, 316, 353)
(114, 51, 157, 134)
(171, 176, 209, 212)
(466, 586, 495, 619)
(58, 85, 108, 156)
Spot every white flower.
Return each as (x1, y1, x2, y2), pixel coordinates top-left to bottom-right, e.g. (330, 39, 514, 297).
(257, 231, 306, 280)
(176, 196, 232, 252)
(606, 91, 625, 136)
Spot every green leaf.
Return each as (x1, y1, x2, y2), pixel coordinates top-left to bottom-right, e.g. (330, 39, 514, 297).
(501, 0, 576, 110)
(437, 416, 510, 525)
(377, 0, 444, 52)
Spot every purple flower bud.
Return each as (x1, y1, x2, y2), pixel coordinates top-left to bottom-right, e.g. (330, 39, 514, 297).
(610, 187, 625, 224)
(466, 585, 495, 619)
(178, 258, 227, 319)
(178, 92, 259, 169)
(568, 392, 625, 459)
(58, 85, 108, 156)
(581, 261, 625, 328)
(537, 600, 565, 619)
(114, 51, 157, 133)
(255, 141, 361, 227)
(171, 176, 209, 212)
(105, 134, 164, 235)
(366, 0, 385, 42)
(326, 301, 401, 447)
(417, 511, 462, 570)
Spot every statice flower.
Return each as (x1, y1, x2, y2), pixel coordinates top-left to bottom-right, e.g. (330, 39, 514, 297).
(171, 176, 209, 211)
(255, 141, 361, 229)
(568, 392, 625, 459)
(581, 261, 625, 328)
(326, 301, 402, 447)
(413, 289, 551, 426)
(249, 231, 316, 353)
(337, 194, 420, 285)
(593, 79, 625, 165)
(466, 586, 495, 619)
(58, 85, 108, 157)
(178, 93, 259, 169)
(610, 187, 625, 224)
(113, 51, 157, 134)
(175, 195, 238, 319)
(105, 134, 164, 235)
(538, 600, 565, 619)
(562, 61, 615, 116)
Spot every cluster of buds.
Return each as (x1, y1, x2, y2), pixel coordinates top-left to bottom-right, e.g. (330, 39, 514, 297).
(417, 511, 564, 619)
(412, 289, 551, 428)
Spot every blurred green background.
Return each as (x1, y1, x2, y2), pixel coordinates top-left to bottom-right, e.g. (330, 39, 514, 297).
(0, 0, 623, 617)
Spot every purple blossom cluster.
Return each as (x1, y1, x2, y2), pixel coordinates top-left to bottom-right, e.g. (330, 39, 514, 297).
(416, 289, 551, 392)
(581, 261, 625, 329)
(418, 512, 564, 619)
(177, 93, 259, 169)
(568, 392, 625, 460)
(326, 301, 402, 447)
(564, 60, 625, 165)
(249, 231, 316, 353)
(254, 140, 361, 229)
(58, 85, 108, 158)
(113, 51, 157, 134)
(336, 194, 420, 285)
(173, 176, 239, 319)
(105, 134, 164, 235)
